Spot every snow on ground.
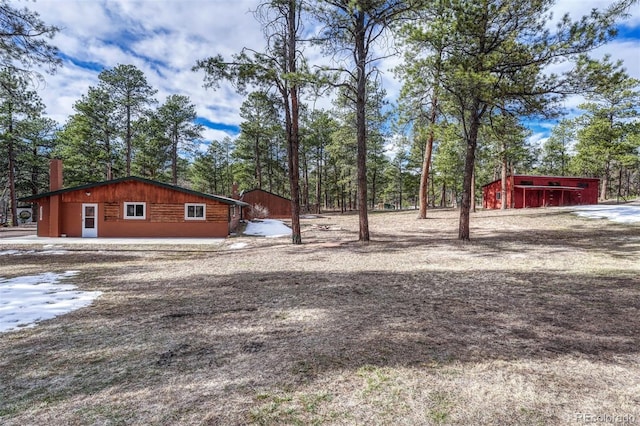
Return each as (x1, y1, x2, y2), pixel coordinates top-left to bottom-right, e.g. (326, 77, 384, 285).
(0, 271, 102, 333)
(244, 219, 292, 238)
(228, 242, 248, 250)
(570, 204, 640, 224)
(0, 249, 69, 256)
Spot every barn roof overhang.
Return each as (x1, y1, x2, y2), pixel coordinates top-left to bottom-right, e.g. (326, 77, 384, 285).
(514, 185, 584, 191)
(482, 175, 600, 189)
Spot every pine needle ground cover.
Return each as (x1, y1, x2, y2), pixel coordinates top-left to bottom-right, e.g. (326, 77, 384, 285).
(1, 208, 639, 425)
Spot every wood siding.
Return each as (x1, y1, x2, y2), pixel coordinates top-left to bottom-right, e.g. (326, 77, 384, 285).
(38, 179, 233, 238)
(242, 189, 291, 220)
(482, 175, 599, 209)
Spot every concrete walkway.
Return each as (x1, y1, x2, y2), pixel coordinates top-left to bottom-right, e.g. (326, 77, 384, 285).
(0, 233, 226, 246)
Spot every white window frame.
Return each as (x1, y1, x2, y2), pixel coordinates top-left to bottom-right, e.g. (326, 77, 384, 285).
(185, 203, 206, 220)
(124, 202, 146, 220)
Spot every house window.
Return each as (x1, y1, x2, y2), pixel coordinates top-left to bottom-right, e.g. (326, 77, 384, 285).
(185, 203, 206, 220)
(548, 181, 561, 186)
(124, 202, 146, 219)
(578, 182, 589, 188)
(519, 180, 533, 185)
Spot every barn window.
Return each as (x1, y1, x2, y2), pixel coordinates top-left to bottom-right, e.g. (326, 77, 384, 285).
(124, 202, 146, 219)
(578, 182, 589, 188)
(496, 192, 501, 200)
(519, 180, 533, 185)
(185, 203, 206, 220)
(548, 181, 561, 186)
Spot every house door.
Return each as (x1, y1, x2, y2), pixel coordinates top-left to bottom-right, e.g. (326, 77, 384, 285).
(82, 204, 98, 238)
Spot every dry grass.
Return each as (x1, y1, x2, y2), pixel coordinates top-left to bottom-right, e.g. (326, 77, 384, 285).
(1, 207, 640, 425)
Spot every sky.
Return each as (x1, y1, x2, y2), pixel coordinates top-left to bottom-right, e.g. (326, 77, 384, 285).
(24, 0, 640, 150)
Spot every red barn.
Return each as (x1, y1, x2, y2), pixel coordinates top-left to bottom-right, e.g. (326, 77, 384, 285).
(482, 175, 599, 209)
(241, 189, 292, 220)
(19, 160, 248, 238)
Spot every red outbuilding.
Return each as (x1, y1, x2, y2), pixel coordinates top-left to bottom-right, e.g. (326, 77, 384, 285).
(19, 160, 248, 238)
(240, 188, 292, 220)
(482, 175, 600, 209)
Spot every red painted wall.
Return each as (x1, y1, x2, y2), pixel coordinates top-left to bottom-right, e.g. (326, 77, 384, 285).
(242, 189, 292, 220)
(35, 180, 233, 238)
(482, 175, 599, 209)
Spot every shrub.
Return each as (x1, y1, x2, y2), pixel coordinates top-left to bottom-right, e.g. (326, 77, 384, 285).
(251, 203, 270, 219)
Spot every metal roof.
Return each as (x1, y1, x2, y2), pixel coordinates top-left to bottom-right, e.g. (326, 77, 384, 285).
(18, 176, 250, 207)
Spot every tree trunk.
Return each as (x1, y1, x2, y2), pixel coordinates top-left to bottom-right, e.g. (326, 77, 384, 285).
(316, 145, 322, 214)
(171, 129, 178, 185)
(370, 168, 376, 209)
(600, 160, 609, 201)
(355, 10, 369, 241)
(500, 147, 508, 210)
(617, 166, 623, 203)
(302, 149, 309, 212)
(286, 0, 302, 244)
(255, 135, 262, 189)
(126, 102, 132, 175)
(459, 107, 482, 241)
(8, 113, 18, 227)
(31, 146, 39, 219)
(418, 95, 438, 219)
(471, 168, 476, 213)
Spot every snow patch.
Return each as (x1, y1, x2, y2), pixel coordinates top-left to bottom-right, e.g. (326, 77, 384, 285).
(244, 219, 292, 238)
(571, 205, 640, 224)
(0, 271, 101, 333)
(229, 242, 248, 250)
(0, 249, 69, 256)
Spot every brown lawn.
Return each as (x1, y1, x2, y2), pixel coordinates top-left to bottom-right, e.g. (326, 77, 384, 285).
(1, 207, 639, 425)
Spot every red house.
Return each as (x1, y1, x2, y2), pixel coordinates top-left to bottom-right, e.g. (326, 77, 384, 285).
(240, 189, 292, 220)
(482, 175, 599, 209)
(19, 160, 248, 238)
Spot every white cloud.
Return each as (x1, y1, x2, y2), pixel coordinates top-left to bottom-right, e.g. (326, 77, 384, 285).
(30, 0, 265, 129)
(22, 0, 640, 142)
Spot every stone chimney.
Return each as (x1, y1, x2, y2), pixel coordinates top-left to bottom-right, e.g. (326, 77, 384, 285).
(231, 182, 240, 199)
(50, 159, 63, 191)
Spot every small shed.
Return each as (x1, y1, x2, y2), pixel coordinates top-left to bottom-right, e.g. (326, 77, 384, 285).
(482, 175, 600, 209)
(241, 189, 292, 220)
(19, 160, 248, 238)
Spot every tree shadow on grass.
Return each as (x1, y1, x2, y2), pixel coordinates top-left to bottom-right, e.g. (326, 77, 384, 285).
(4, 268, 638, 398)
(2, 265, 639, 424)
(306, 215, 640, 260)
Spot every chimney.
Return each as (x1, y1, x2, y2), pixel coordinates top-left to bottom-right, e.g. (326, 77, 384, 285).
(50, 159, 63, 191)
(231, 182, 239, 199)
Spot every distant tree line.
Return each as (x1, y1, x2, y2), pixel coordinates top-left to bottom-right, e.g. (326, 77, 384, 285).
(2, 0, 639, 241)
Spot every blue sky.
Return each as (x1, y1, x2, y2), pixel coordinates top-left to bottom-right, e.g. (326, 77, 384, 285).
(29, 0, 640, 149)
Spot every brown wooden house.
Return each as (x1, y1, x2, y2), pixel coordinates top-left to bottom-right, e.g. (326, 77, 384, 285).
(241, 189, 292, 220)
(20, 160, 248, 238)
(482, 175, 600, 209)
